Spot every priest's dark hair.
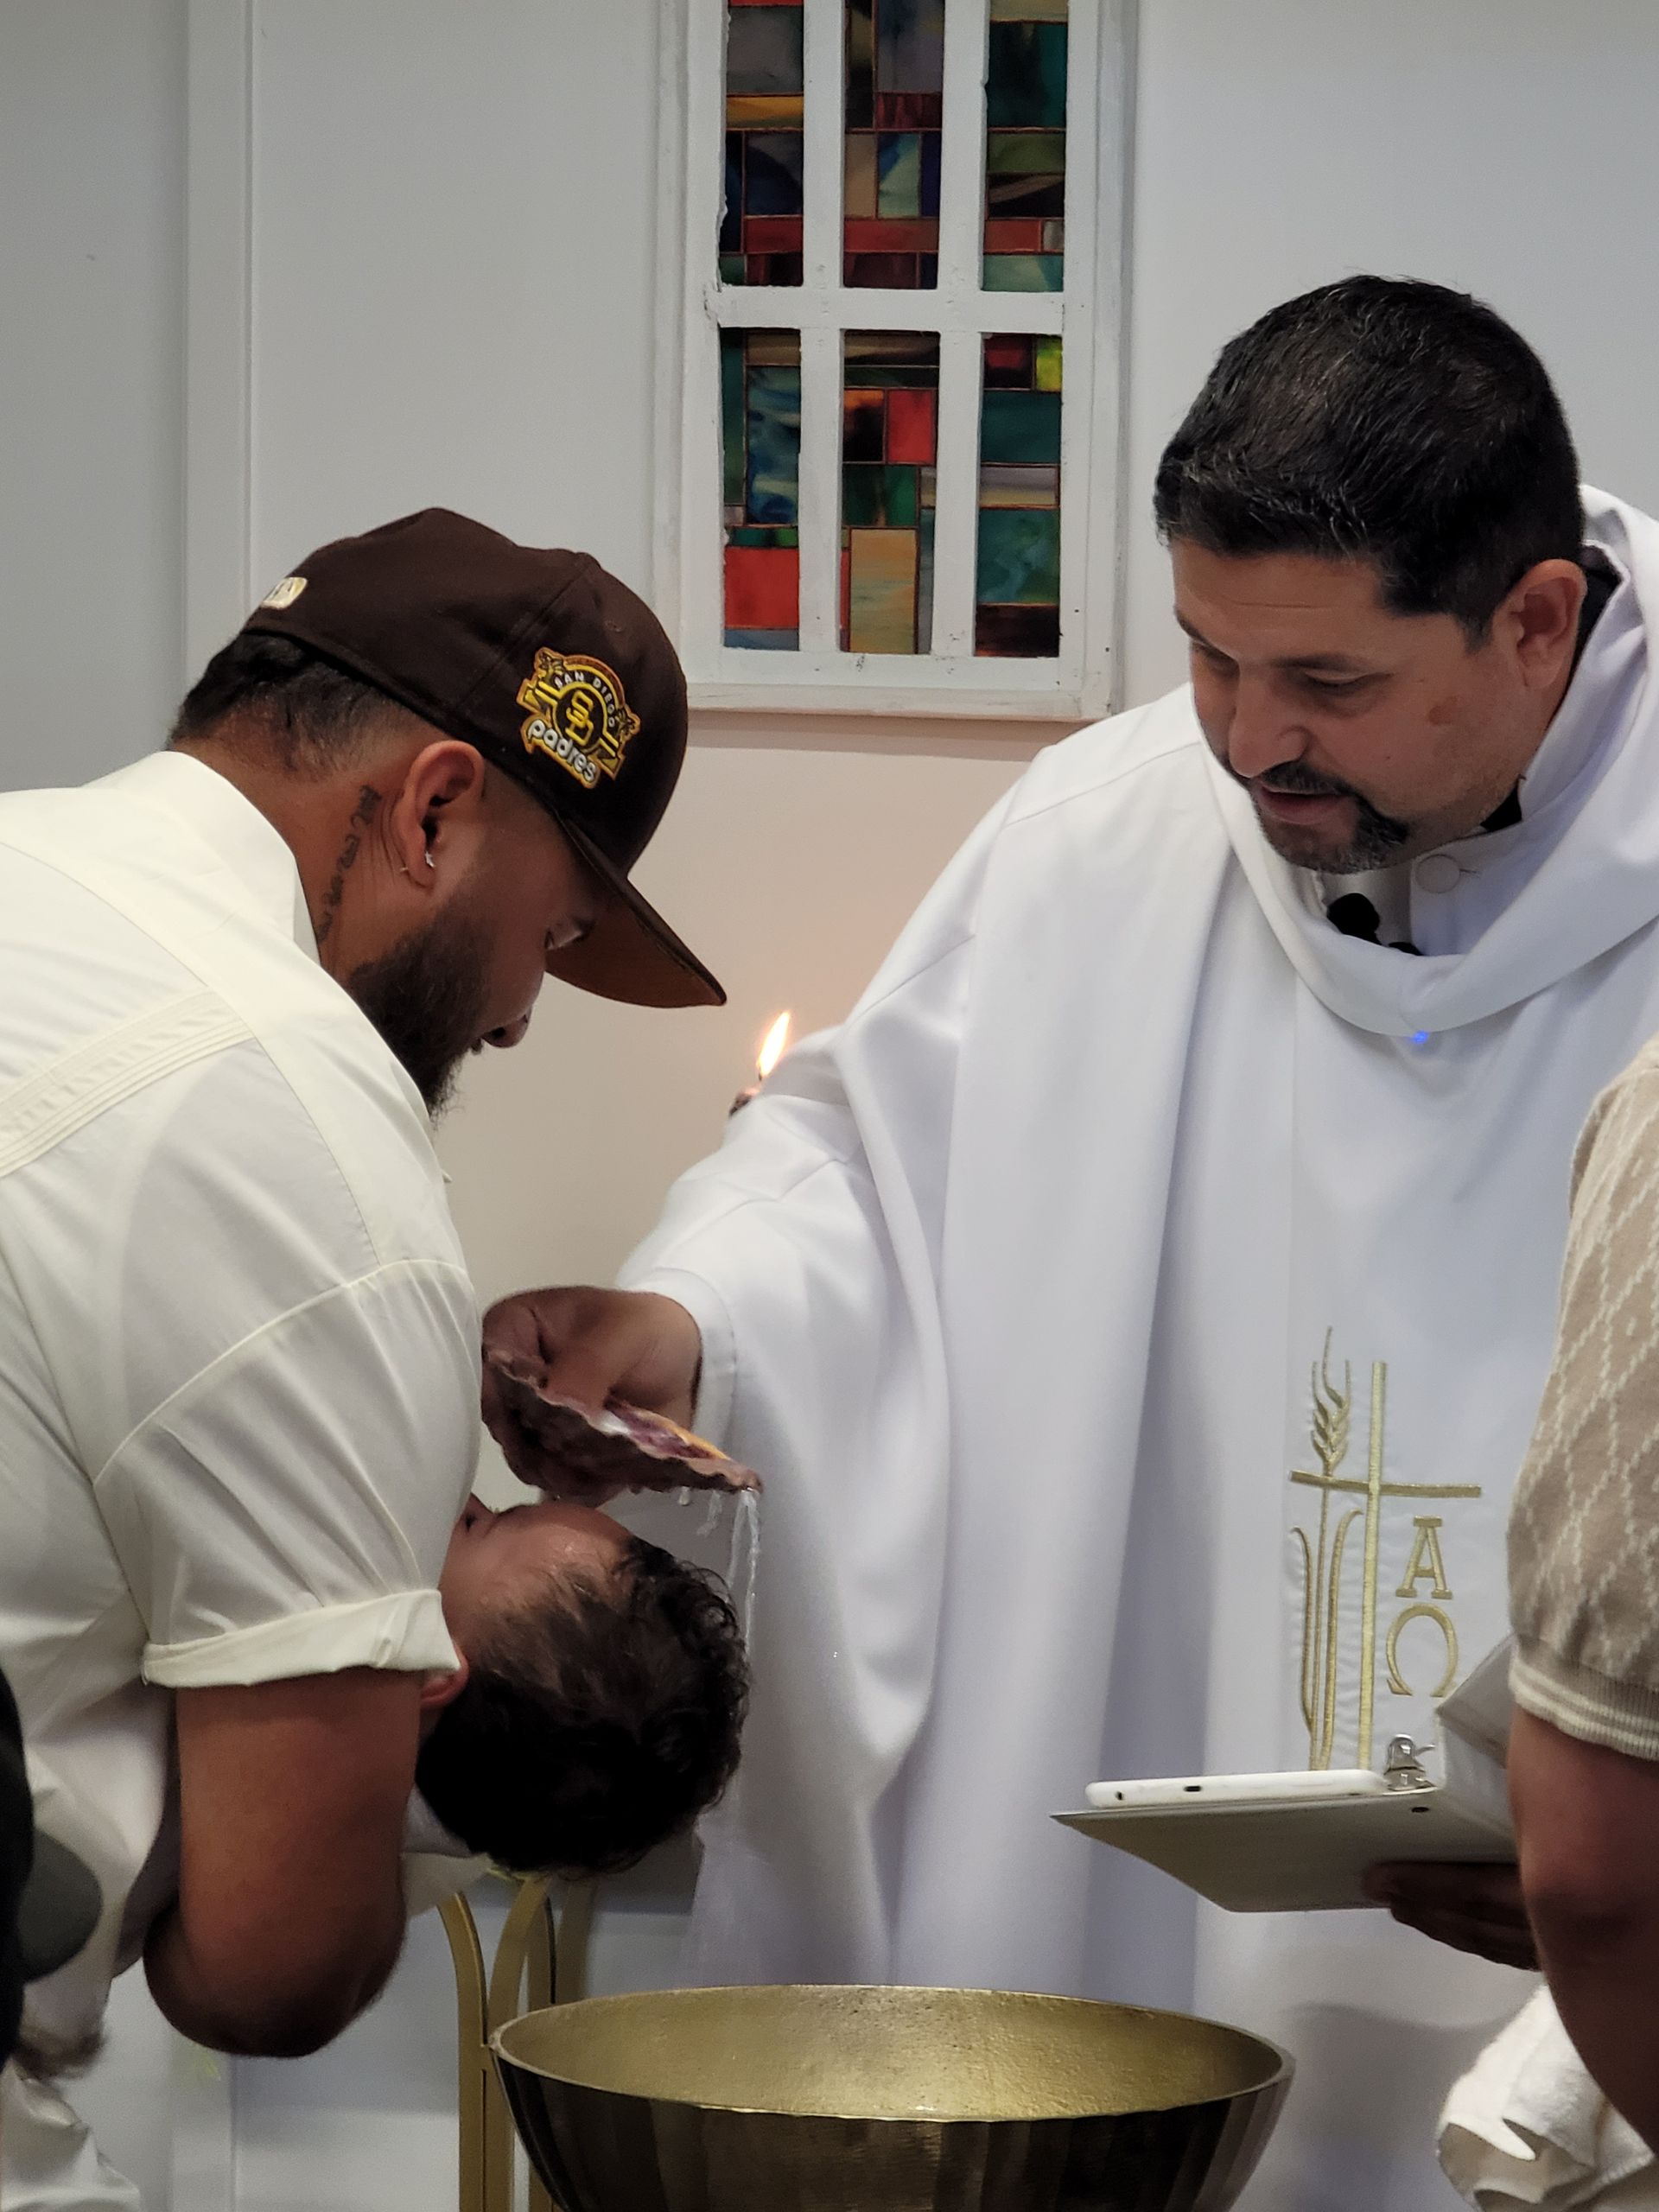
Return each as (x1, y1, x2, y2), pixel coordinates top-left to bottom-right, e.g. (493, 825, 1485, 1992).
(1154, 276, 1583, 640)
(416, 1535, 749, 1878)
(169, 632, 394, 773)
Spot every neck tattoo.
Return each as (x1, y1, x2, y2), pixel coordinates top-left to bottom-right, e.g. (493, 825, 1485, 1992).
(315, 784, 383, 947)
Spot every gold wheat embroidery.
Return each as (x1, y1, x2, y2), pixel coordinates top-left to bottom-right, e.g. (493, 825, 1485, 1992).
(1295, 1332, 1355, 1769)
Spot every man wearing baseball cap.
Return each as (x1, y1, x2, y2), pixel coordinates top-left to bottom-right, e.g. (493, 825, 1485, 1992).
(0, 510, 720, 2203)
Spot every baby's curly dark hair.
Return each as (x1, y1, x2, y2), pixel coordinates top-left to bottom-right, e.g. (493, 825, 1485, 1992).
(416, 1536, 749, 1878)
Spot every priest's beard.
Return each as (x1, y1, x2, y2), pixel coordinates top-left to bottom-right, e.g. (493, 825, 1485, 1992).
(346, 907, 494, 1119)
(1246, 760, 1412, 874)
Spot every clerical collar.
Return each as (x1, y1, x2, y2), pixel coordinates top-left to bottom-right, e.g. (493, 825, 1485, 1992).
(1322, 547, 1623, 955)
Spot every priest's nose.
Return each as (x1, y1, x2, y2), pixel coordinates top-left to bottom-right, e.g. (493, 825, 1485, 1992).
(1221, 681, 1307, 782)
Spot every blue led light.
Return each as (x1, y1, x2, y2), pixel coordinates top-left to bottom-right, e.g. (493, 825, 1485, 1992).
(1410, 1030, 1430, 1046)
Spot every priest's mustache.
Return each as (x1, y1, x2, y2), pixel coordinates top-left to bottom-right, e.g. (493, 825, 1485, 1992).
(1236, 759, 1411, 866)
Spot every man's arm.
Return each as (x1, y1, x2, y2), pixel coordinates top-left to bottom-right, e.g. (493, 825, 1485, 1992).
(1508, 1704, 1659, 2150)
(144, 1669, 421, 2058)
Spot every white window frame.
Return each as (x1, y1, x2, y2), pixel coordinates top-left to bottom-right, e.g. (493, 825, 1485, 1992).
(653, 0, 1135, 745)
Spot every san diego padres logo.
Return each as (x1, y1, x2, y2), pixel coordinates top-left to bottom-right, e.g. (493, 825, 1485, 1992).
(516, 648, 639, 791)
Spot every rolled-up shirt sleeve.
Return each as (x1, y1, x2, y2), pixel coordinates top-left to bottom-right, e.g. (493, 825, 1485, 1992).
(95, 1258, 478, 1689)
(1510, 1052, 1659, 1759)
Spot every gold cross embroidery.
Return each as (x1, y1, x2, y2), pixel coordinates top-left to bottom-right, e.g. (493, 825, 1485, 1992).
(1292, 1337, 1480, 1769)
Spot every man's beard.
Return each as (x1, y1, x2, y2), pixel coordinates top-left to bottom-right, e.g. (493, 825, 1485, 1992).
(346, 912, 493, 1118)
(1243, 758, 1412, 874)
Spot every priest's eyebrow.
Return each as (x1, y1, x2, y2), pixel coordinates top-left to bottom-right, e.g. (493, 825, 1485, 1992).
(1173, 612, 1379, 676)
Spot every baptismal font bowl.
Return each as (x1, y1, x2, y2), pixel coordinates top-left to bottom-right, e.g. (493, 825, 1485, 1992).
(492, 1982, 1291, 2212)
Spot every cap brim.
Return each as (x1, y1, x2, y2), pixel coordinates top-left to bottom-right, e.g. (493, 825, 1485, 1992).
(19, 1834, 102, 1983)
(545, 823, 725, 1010)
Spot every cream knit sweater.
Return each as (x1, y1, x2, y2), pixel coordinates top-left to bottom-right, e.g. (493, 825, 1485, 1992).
(1511, 1034, 1659, 1758)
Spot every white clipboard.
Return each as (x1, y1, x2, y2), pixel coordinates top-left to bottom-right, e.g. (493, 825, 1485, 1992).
(1052, 1643, 1517, 1914)
(1052, 1785, 1514, 1913)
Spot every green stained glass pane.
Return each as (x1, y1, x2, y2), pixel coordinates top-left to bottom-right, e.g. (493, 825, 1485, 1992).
(987, 130, 1065, 176)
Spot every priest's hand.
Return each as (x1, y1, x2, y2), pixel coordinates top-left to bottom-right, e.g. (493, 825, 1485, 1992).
(480, 1286, 703, 1494)
(1360, 1861, 1538, 1970)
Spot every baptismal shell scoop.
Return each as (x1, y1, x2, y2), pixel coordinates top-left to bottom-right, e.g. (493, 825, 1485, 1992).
(486, 1351, 762, 1497)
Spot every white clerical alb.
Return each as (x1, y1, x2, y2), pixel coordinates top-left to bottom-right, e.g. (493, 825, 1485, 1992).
(621, 489, 1659, 2212)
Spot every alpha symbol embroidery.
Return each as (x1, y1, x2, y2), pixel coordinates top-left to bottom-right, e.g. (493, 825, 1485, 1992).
(517, 649, 639, 791)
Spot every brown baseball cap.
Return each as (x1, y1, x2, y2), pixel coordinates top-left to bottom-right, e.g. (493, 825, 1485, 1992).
(243, 508, 723, 1009)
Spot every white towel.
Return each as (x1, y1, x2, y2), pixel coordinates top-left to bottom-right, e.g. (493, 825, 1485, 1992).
(402, 1789, 490, 1917)
(1439, 1988, 1658, 2209)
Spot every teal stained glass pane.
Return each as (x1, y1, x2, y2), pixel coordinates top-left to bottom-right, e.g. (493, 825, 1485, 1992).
(976, 334, 1062, 658)
(877, 132, 923, 218)
(987, 22, 1068, 126)
(983, 253, 1064, 292)
(981, 388, 1063, 464)
(976, 508, 1060, 603)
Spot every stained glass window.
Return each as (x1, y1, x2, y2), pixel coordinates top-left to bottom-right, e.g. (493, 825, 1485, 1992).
(723, 0, 805, 285)
(687, 0, 1120, 704)
(840, 334, 940, 653)
(844, 0, 946, 288)
(722, 329, 802, 647)
(976, 334, 1062, 655)
(982, 0, 1067, 292)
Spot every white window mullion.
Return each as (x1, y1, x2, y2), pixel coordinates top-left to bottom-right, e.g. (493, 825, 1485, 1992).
(797, 324, 842, 650)
(800, 0, 842, 292)
(936, 0, 989, 312)
(796, 0, 844, 650)
(928, 330, 982, 658)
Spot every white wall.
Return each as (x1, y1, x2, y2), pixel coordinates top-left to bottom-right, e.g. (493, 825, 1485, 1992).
(1120, 0, 1659, 703)
(0, 1, 186, 789)
(10, 3, 1659, 2207)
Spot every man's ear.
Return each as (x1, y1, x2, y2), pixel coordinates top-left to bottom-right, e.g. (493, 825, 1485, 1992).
(1503, 558, 1586, 690)
(386, 740, 488, 885)
(417, 1655, 470, 1735)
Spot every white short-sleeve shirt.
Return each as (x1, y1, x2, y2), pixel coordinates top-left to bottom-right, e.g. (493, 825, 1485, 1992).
(0, 750, 481, 2049)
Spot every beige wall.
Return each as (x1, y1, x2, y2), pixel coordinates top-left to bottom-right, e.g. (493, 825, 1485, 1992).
(438, 741, 1021, 1301)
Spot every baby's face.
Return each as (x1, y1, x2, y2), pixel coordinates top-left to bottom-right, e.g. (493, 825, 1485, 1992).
(441, 1495, 632, 1650)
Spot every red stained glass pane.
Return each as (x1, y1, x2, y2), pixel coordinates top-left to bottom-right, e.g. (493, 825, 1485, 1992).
(725, 545, 802, 630)
(886, 387, 937, 464)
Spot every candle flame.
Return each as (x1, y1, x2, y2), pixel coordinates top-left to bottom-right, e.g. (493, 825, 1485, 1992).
(756, 1011, 792, 1082)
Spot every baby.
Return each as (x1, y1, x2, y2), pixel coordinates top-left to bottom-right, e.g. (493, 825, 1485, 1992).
(415, 1497, 749, 1878)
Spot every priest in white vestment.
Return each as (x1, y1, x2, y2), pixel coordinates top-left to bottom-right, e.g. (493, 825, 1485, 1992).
(492, 277, 1659, 2210)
